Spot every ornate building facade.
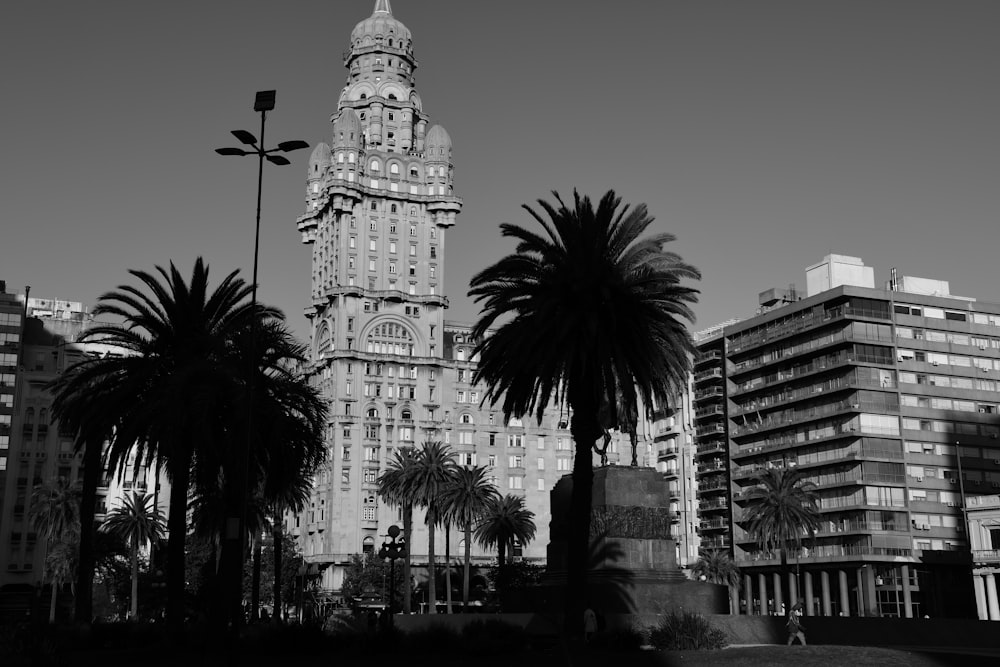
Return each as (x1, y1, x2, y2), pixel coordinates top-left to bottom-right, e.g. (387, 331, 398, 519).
(290, 1, 680, 596)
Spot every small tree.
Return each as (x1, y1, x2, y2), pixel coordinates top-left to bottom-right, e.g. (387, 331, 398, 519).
(102, 491, 165, 620)
(475, 494, 536, 608)
(29, 477, 82, 623)
(692, 548, 741, 613)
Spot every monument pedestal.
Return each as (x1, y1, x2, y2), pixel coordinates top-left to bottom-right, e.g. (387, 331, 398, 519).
(538, 466, 726, 615)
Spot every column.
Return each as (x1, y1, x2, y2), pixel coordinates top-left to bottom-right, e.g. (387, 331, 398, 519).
(744, 574, 754, 615)
(838, 570, 850, 617)
(773, 572, 784, 614)
(788, 572, 798, 608)
(986, 573, 1000, 621)
(758, 573, 768, 615)
(901, 565, 914, 619)
(863, 566, 878, 617)
(973, 574, 988, 621)
(804, 572, 815, 616)
(820, 571, 832, 616)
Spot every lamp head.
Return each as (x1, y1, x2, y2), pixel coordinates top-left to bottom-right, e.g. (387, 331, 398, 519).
(254, 90, 276, 112)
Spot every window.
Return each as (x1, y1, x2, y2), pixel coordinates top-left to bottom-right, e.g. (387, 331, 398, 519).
(389, 262, 397, 274)
(537, 436, 545, 449)
(508, 476, 523, 490)
(349, 235, 356, 249)
(370, 159, 380, 171)
(459, 431, 473, 445)
(557, 438, 570, 451)
(409, 225, 416, 236)
(365, 321, 415, 356)
(370, 220, 378, 231)
(537, 458, 545, 470)
(537, 479, 545, 491)
(390, 163, 399, 174)
(507, 435, 523, 448)
(363, 469, 378, 484)
(557, 458, 572, 471)
(509, 456, 523, 468)
(460, 413, 473, 424)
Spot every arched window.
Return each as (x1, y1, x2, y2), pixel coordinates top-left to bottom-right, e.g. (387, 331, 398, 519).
(428, 166, 435, 177)
(388, 93, 397, 100)
(401, 409, 412, 420)
(508, 417, 522, 427)
(388, 39, 393, 47)
(24, 407, 35, 425)
(390, 163, 399, 175)
(367, 408, 379, 419)
(390, 204, 397, 213)
(365, 322, 415, 356)
(337, 152, 344, 163)
(410, 167, 418, 178)
(348, 152, 355, 163)
(370, 159, 380, 171)
(460, 413, 473, 425)
(456, 347, 466, 361)
(362, 536, 375, 555)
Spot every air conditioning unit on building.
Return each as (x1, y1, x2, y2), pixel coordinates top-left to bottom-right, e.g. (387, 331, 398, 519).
(994, 459, 1000, 465)
(915, 476, 923, 482)
(949, 478, 957, 484)
(920, 524, 931, 530)
(947, 501, 957, 506)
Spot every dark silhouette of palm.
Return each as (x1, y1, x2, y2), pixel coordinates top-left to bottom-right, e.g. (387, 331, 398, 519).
(475, 494, 536, 607)
(693, 547, 741, 613)
(49, 258, 267, 628)
(742, 467, 820, 595)
(102, 491, 165, 620)
(29, 477, 81, 623)
(468, 190, 699, 630)
(439, 465, 500, 608)
(377, 446, 420, 613)
(407, 441, 457, 614)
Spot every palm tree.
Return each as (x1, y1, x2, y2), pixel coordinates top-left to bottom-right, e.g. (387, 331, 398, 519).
(408, 441, 457, 614)
(474, 494, 536, 607)
(692, 548, 741, 613)
(742, 467, 820, 605)
(469, 190, 699, 630)
(439, 465, 499, 610)
(29, 477, 82, 623)
(48, 258, 266, 629)
(102, 491, 165, 620)
(377, 446, 420, 613)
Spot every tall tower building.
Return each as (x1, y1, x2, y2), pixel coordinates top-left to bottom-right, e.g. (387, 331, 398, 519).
(291, 1, 668, 598)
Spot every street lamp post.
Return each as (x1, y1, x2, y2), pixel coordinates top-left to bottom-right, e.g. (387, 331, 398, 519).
(378, 525, 407, 629)
(215, 90, 309, 628)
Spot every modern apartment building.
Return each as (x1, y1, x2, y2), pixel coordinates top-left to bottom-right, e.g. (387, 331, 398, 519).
(291, 1, 681, 598)
(702, 255, 999, 619)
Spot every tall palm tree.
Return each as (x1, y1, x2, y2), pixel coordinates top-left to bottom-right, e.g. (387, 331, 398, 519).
(48, 258, 266, 629)
(742, 467, 820, 604)
(102, 491, 165, 620)
(377, 446, 420, 613)
(474, 494, 537, 608)
(439, 465, 499, 610)
(468, 190, 699, 630)
(29, 477, 82, 623)
(692, 548, 741, 613)
(407, 441, 457, 614)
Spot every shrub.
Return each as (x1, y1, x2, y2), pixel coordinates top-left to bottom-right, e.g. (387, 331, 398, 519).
(404, 623, 460, 655)
(648, 610, 728, 651)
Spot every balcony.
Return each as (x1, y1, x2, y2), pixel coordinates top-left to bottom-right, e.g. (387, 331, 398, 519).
(695, 404, 725, 420)
(696, 440, 726, 456)
(727, 303, 891, 355)
(697, 460, 727, 476)
(701, 536, 731, 549)
(700, 498, 729, 512)
(699, 518, 729, 532)
(694, 367, 723, 384)
(695, 349, 723, 366)
(696, 423, 726, 437)
(662, 468, 679, 480)
(699, 479, 730, 494)
(974, 549, 1000, 564)
(695, 386, 724, 400)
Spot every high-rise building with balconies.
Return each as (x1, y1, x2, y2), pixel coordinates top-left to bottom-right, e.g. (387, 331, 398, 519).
(701, 255, 999, 620)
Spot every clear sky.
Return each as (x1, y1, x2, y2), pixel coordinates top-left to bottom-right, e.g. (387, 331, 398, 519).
(2, 0, 998, 340)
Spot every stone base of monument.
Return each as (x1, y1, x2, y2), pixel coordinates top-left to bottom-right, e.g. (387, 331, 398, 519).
(530, 465, 727, 616)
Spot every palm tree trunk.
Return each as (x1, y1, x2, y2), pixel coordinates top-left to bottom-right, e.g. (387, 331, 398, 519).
(444, 524, 452, 614)
(402, 504, 412, 613)
(165, 450, 191, 633)
(251, 530, 262, 622)
(568, 402, 600, 637)
(462, 520, 472, 609)
(49, 579, 58, 624)
(427, 510, 436, 614)
(130, 534, 139, 620)
(74, 434, 102, 624)
(497, 540, 507, 611)
(272, 506, 283, 622)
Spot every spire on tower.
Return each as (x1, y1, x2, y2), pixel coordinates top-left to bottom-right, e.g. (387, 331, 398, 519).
(373, 0, 392, 14)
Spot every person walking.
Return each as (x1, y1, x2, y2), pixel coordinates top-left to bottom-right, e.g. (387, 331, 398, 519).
(583, 607, 598, 643)
(786, 601, 806, 646)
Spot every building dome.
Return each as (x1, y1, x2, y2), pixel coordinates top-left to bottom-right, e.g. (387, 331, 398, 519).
(309, 142, 331, 173)
(332, 109, 362, 148)
(350, 0, 411, 51)
(424, 124, 452, 160)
